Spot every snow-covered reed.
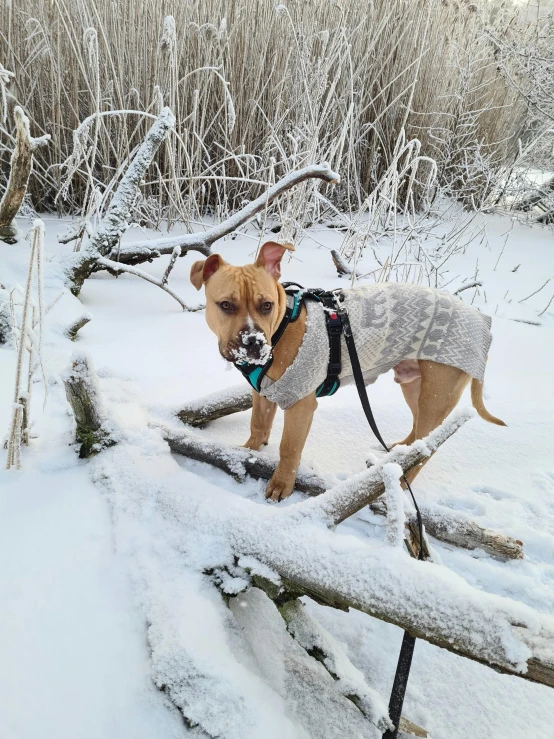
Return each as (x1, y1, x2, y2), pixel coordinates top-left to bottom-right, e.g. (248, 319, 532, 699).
(0, 0, 533, 225)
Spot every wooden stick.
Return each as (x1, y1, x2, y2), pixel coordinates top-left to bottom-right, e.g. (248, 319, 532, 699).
(64, 312, 92, 341)
(159, 422, 325, 496)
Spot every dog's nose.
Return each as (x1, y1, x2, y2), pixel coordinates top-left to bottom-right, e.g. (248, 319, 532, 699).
(242, 334, 258, 347)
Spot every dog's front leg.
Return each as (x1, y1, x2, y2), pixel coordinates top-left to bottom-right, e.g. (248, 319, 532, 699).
(244, 391, 277, 451)
(265, 392, 317, 502)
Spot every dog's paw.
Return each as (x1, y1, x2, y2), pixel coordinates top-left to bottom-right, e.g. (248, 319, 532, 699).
(265, 470, 296, 502)
(242, 437, 264, 452)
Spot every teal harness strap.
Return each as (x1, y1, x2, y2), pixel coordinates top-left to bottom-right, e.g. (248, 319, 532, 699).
(234, 288, 304, 392)
(234, 287, 343, 399)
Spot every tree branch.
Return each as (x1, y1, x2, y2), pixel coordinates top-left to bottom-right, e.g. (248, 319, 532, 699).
(97, 256, 197, 311)
(106, 163, 340, 268)
(176, 385, 253, 427)
(0, 107, 50, 243)
(64, 107, 175, 293)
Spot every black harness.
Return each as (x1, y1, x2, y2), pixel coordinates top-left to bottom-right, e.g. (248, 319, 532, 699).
(234, 284, 427, 739)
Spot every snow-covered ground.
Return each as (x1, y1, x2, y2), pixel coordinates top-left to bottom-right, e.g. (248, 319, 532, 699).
(1, 209, 554, 738)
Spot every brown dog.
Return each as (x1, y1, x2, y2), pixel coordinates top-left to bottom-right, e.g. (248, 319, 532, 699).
(190, 241, 505, 501)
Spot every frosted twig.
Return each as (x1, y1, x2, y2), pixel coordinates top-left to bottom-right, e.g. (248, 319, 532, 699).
(519, 279, 550, 304)
(97, 257, 195, 311)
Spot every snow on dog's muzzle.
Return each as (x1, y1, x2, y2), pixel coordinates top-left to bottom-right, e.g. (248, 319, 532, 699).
(230, 328, 272, 365)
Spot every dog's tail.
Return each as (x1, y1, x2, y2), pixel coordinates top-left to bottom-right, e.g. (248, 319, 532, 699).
(471, 378, 507, 426)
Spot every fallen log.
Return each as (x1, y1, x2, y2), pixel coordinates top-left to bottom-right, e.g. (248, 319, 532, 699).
(161, 415, 524, 561)
(62, 351, 116, 457)
(176, 385, 253, 427)
(159, 422, 325, 496)
(0, 107, 50, 243)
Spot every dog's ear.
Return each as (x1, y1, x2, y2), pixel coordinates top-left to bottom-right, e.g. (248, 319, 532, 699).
(190, 254, 225, 290)
(255, 241, 294, 280)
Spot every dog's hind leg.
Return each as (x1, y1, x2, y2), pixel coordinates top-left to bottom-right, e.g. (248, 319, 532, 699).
(243, 391, 277, 451)
(395, 376, 421, 446)
(404, 360, 470, 484)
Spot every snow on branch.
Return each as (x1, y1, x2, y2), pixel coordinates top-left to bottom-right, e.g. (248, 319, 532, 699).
(65, 107, 175, 293)
(108, 163, 340, 268)
(304, 408, 475, 527)
(0, 107, 50, 244)
(164, 407, 523, 560)
(61, 351, 116, 457)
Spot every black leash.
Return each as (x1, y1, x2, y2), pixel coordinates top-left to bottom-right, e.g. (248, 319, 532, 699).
(335, 293, 427, 739)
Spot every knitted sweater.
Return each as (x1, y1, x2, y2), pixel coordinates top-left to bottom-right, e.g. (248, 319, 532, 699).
(259, 283, 492, 410)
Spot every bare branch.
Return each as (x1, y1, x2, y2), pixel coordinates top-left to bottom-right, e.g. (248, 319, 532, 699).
(107, 163, 340, 268)
(65, 312, 92, 341)
(176, 385, 253, 426)
(65, 107, 175, 293)
(97, 257, 195, 311)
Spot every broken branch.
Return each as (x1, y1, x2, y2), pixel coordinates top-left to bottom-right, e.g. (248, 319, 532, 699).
(0, 107, 50, 243)
(62, 351, 116, 457)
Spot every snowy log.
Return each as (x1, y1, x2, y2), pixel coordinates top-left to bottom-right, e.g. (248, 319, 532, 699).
(164, 409, 523, 560)
(65, 107, 175, 294)
(62, 352, 115, 458)
(108, 163, 340, 268)
(0, 107, 50, 244)
(159, 422, 326, 496)
(233, 513, 554, 689)
(176, 385, 253, 427)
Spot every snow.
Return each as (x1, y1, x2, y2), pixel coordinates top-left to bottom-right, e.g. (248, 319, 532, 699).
(1, 207, 554, 738)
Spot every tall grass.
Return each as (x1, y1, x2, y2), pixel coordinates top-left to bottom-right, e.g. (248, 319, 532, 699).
(0, 0, 530, 223)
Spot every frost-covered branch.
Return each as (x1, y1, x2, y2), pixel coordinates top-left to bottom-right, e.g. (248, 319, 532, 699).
(65, 107, 175, 293)
(0, 107, 50, 243)
(106, 163, 340, 268)
(307, 409, 474, 527)
(97, 257, 195, 311)
(159, 421, 326, 496)
(64, 312, 92, 341)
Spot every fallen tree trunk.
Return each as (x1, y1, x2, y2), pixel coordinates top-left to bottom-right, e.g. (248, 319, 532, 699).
(0, 107, 50, 243)
(161, 414, 524, 561)
(234, 509, 554, 689)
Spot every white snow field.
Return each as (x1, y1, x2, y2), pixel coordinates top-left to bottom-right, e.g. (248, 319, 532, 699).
(1, 209, 554, 739)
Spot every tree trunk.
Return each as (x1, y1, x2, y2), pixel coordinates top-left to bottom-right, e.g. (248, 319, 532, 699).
(0, 107, 50, 243)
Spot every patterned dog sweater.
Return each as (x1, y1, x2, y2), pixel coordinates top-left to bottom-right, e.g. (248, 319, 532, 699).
(259, 283, 492, 410)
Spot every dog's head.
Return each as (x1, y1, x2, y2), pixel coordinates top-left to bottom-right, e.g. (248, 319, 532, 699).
(190, 241, 294, 364)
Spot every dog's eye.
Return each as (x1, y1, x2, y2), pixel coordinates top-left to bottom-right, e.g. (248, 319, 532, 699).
(260, 301, 273, 314)
(219, 300, 233, 313)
